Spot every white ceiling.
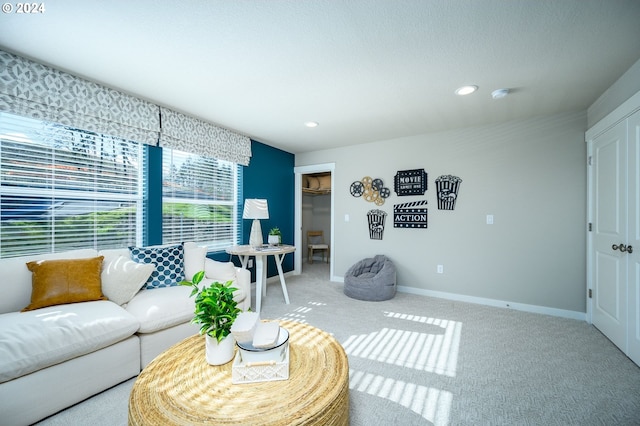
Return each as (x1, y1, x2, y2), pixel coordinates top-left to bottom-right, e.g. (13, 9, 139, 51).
(1, 1, 640, 154)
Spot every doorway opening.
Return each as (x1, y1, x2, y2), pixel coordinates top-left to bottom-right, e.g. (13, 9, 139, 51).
(302, 172, 331, 278)
(294, 163, 335, 280)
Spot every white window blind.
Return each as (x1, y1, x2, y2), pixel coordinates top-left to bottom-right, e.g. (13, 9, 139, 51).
(0, 111, 145, 258)
(162, 149, 240, 251)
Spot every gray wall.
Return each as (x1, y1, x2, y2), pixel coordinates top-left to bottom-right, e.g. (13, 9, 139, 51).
(296, 110, 587, 314)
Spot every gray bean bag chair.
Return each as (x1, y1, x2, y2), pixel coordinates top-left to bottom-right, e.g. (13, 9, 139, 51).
(344, 255, 397, 301)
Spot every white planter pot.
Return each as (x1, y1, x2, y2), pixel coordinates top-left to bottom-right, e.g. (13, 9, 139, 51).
(205, 334, 236, 365)
(268, 235, 280, 245)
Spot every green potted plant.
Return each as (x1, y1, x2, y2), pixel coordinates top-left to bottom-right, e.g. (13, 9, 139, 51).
(268, 227, 282, 245)
(180, 270, 241, 365)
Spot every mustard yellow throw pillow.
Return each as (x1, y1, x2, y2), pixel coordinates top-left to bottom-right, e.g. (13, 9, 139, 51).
(22, 256, 107, 312)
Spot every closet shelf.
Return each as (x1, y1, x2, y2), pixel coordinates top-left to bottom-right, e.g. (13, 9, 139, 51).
(303, 172, 331, 195)
(303, 188, 331, 195)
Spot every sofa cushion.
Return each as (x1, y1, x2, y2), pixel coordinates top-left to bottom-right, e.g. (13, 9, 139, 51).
(98, 247, 130, 264)
(126, 286, 195, 333)
(129, 243, 185, 289)
(183, 242, 207, 281)
(198, 277, 247, 308)
(22, 256, 107, 312)
(101, 243, 205, 290)
(101, 255, 155, 305)
(0, 300, 139, 383)
(0, 249, 98, 315)
(205, 259, 238, 283)
(126, 279, 247, 334)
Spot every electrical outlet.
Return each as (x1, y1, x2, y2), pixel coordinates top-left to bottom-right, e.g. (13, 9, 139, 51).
(248, 259, 254, 268)
(437, 264, 444, 274)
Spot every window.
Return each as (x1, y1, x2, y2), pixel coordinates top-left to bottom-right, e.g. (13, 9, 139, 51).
(162, 149, 240, 251)
(0, 112, 145, 258)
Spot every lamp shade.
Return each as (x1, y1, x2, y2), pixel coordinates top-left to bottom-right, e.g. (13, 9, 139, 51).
(243, 199, 269, 220)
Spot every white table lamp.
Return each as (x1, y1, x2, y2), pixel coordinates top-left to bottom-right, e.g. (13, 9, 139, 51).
(243, 199, 269, 248)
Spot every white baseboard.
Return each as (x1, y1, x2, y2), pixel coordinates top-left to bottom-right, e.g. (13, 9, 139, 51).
(396, 285, 586, 321)
(331, 274, 585, 321)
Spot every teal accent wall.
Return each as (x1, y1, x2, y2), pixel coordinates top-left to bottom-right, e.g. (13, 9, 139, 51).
(144, 140, 295, 279)
(241, 140, 295, 278)
(145, 145, 163, 246)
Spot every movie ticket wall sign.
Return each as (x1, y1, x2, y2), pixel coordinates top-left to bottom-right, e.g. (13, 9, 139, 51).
(394, 169, 428, 196)
(394, 200, 428, 229)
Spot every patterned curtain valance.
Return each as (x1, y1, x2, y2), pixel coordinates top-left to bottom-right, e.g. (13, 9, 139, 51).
(159, 108, 252, 166)
(0, 50, 160, 145)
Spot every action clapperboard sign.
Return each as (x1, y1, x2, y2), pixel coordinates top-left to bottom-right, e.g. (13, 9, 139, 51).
(394, 200, 428, 229)
(394, 169, 427, 196)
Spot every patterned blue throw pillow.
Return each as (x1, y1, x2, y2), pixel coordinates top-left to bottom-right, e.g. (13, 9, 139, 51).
(129, 243, 185, 289)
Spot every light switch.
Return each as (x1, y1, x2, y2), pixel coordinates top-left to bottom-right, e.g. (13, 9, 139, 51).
(486, 214, 494, 225)
(345, 214, 350, 222)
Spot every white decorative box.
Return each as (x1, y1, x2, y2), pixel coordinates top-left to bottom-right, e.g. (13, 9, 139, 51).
(231, 347, 290, 384)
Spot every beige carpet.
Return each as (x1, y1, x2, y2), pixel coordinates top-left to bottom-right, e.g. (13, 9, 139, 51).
(37, 262, 640, 425)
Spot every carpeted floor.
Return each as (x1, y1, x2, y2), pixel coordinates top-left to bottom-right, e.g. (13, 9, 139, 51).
(37, 263, 640, 425)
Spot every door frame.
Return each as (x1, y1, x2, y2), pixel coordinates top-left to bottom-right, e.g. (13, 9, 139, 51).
(586, 139, 593, 324)
(293, 163, 335, 278)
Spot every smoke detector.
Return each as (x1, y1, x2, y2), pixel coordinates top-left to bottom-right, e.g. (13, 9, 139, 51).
(491, 88, 510, 99)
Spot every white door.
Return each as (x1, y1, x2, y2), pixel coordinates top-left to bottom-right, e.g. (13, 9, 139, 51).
(627, 110, 640, 366)
(591, 120, 628, 352)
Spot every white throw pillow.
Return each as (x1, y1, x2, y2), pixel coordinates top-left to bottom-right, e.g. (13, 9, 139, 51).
(205, 259, 237, 283)
(101, 255, 155, 305)
(184, 243, 207, 280)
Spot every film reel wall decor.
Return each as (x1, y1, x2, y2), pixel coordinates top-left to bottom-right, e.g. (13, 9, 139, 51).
(349, 176, 391, 206)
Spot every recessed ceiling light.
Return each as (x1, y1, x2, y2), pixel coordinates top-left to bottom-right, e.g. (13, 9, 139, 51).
(305, 121, 319, 128)
(455, 85, 478, 96)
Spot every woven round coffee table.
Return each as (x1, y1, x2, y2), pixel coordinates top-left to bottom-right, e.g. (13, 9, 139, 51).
(128, 320, 349, 426)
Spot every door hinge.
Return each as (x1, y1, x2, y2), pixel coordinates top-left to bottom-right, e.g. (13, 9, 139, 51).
(588, 156, 592, 166)
(588, 223, 592, 232)
(588, 289, 592, 298)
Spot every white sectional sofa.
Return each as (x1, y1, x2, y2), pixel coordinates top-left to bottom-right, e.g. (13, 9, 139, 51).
(0, 242, 250, 426)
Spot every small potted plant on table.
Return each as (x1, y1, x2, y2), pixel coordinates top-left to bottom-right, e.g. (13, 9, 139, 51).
(268, 227, 282, 245)
(180, 271, 242, 365)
